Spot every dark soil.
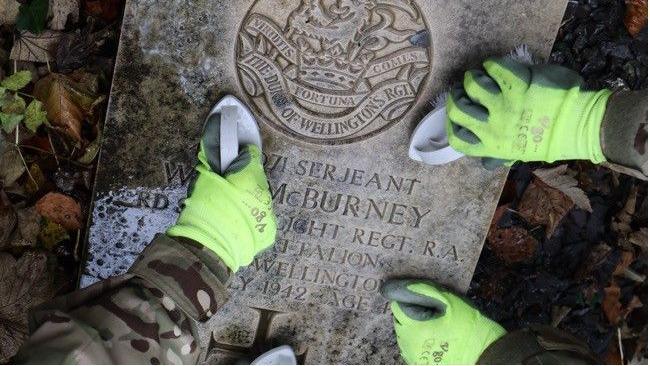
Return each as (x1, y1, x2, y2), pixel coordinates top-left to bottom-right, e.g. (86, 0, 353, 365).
(469, 0, 648, 363)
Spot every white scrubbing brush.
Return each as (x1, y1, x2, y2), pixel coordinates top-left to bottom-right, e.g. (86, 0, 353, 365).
(409, 45, 535, 165)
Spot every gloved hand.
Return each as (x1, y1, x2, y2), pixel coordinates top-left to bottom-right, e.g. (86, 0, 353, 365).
(381, 279, 506, 365)
(167, 115, 277, 272)
(446, 57, 612, 164)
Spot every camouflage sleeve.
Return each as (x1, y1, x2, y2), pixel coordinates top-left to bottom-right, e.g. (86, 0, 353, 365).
(17, 234, 231, 364)
(601, 90, 648, 180)
(477, 325, 599, 364)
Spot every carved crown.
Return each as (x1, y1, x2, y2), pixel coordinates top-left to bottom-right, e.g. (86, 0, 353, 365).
(287, 0, 374, 91)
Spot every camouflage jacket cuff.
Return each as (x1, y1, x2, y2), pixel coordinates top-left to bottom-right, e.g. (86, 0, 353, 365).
(129, 234, 232, 321)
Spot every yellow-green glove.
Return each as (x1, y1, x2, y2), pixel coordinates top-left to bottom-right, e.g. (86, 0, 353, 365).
(446, 57, 612, 164)
(381, 279, 506, 365)
(167, 116, 276, 272)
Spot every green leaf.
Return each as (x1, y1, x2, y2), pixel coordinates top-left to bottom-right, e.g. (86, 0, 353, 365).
(2, 95, 26, 114)
(24, 100, 48, 132)
(78, 134, 101, 164)
(39, 219, 70, 250)
(15, 0, 49, 34)
(1, 71, 32, 91)
(0, 113, 24, 133)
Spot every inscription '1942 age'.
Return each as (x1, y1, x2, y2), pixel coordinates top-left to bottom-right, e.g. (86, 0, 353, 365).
(236, 0, 431, 144)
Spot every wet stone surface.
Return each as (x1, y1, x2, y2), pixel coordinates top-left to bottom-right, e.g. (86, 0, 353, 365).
(85, 0, 568, 363)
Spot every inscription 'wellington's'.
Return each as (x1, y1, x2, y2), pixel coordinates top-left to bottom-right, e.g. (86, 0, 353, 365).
(236, 0, 431, 144)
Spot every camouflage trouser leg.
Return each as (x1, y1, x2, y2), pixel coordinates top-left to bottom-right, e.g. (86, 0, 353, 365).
(18, 234, 231, 364)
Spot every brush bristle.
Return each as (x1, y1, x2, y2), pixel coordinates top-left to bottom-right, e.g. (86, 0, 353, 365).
(428, 44, 538, 107)
(429, 90, 449, 110)
(506, 44, 537, 65)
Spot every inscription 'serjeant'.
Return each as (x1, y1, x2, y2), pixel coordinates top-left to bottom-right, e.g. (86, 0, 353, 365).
(236, 0, 431, 144)
(86, 0, 567, 362)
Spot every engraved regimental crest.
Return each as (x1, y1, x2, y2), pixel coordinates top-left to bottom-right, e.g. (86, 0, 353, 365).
(236, 0, 431, 144)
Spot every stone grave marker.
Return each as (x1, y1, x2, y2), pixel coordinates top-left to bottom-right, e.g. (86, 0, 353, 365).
(85, 0, 568, 363)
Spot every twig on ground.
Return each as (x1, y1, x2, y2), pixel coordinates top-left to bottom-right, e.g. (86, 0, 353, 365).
(618, 327, 625, 364)
(15, 127, 37, 187)
(47, 131, 60, 166)
(74, 229, 81, 262)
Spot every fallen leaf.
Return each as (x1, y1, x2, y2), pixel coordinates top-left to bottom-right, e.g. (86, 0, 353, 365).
(0, 205, 17, 249)
(551, 305, 572, 327)
(56, 31, 92, 73)
(10, 30, 63, 63)
(0, 113, 24, 133)
(603, 284, 623, 325)
(83, 0, 124, 22)
(1, 70, 32, 91)
(1, 94, 26, 114)
(0, 251, 55, 363)
(533, 165, 592, 212)
(612, 186, 638, 235)
(603, 335, 623, 364)
(77, 133, 100, 164)
(48, 0, 79, 30)
(487, 205, 538, 264)
(575, 242, 612, 278)
(24, 163, 45, 195)
(33, 73, 101, 142)
(39, 219, 69, 250)
(623, 296, 644, 319)
(625, 0, 648, 37)
(613, 250, 635, 276)
(15, 0, 49, 34)
(35, 192, 81, 230)
(24, 99, 48, 132)
(0, 146, 25, 187)
(0, 0, 21, 25)
(629, 327, 648, 364)
(13, 206, 41, 247)
(628, 228, 647, 252)
(518, 178, 575, 238)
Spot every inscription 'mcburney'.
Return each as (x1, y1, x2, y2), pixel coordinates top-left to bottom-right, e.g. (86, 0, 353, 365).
(86, 0, 567, 362)
(236, 0, 431, 144)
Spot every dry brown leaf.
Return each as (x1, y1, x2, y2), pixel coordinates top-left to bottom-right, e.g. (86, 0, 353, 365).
(39, 219, 69, 250)
(12, 206, 41, 248)
(35, 192, 81, 230)
(0, 205, 17, 249)
(533, 165, 592, 212)
(613, 250, 635, 277)
(612, 186, 638, 235)
(575, 242, 612, 278)
(49, 0, 80, 30)
(623, 295, 644, 319)
(518, 178, 575, 238)
(0, 145, 26, 188)
(628, 228, 647, 251)
(0, 251, 55, 363)
(625, 0, 649, 37)
(551, 305, 572, 327)
(603, 284, 623, 325)
(10, 30, 63, 63)
(487, 205, 538, 264)
(603, 335, 624, 364)
(0, 0, 20, 26)
(33, 72, 102, 142)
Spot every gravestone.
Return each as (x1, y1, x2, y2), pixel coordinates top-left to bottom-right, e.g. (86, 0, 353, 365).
(85, 0, 568, 363)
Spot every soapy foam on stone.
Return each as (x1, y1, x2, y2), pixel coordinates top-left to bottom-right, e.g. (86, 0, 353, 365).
(81, 186, 186, 288)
